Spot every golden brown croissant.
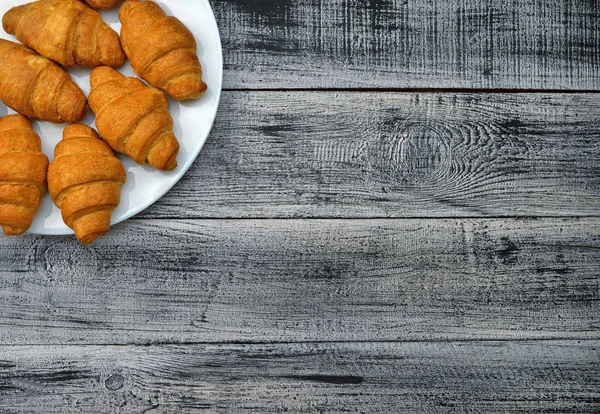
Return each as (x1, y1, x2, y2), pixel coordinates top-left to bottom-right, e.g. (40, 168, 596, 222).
(83, 0, 122, 9)
(0, 114, 49, 236)
(88, 66, 179, 171)
(3, 0, 125, 68)
(48, 124, 126, 245)
(119, 0, 207, 100)
(0, 39, 86, 123)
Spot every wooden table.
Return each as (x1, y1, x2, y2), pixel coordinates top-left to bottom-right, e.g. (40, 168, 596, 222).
(2, 1, 600, 412)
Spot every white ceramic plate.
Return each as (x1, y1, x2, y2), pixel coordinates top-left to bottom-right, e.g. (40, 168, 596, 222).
(0, 0, 223, 235)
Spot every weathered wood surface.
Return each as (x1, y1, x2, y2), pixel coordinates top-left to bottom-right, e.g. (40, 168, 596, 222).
(2, 0, 600, 411)
(1, 341, 598, 413)
(142, 91, 600, 219)
(1, 218, 598, 345)
(214, 0, 600, 90)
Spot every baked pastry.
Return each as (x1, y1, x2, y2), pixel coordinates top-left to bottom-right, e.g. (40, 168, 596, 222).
(0, 39, 86, 123)
(83, 0, 122, 9)
(3, 0, 125, 68)
(119, 0, 207, 100)
(88, 66, 179, 171)
(0, 114, 49, 236)
(48, 124, 126, 245)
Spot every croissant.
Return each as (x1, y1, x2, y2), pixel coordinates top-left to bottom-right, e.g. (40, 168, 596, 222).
(83, 0, 122, 9)
(3, 0, 125, 68)
(48, 124, 126, 245)
(119, 0, 207, 100)
(88, 66, 180, 171)
(0, 115, 49, 236)
(0, 39, 86, 123)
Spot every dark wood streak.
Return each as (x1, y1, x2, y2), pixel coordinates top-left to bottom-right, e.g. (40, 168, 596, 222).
(0, 218, 598, 345)
(213, 0, 600, 89)
(139, 92, 600, 219)
(0, 341, 598, 413)
(283, 374, 365, 385)
(0, 1, 598, 411)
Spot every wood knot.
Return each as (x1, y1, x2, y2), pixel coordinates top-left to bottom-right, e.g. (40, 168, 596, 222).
(377, 121, 451, 184)
(104, 374, 124, 391)
(398, 123, 450, 173)
(41, 239, 99, 282)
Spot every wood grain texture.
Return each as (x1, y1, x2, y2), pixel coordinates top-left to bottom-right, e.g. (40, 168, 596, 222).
(2, 0, 598, 409)
(214, 0, 600, 90)
(143, 91, 600, 219)
(1, 341, 599, 413)
(0, 218, 598, 345)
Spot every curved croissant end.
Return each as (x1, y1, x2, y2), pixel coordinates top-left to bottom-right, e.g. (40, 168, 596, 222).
(0, 39, 87, 124)
(3, 0, 125, 68)
(48, 124, 126, 245)
(83, 0, 123, 9)
(119, 0, 207, 100)
(89, 66, 180, 171)
(0, 114, 48, 236)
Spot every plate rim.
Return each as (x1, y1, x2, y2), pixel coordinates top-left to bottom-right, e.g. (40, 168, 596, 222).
(0, 0, 224, 236)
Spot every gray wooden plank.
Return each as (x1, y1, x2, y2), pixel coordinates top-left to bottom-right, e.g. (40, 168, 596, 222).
(144, 91, 600, 219)
(0, 218, 598, 345)
(1, 341, 599, 413)
(214, 0, 600, 90)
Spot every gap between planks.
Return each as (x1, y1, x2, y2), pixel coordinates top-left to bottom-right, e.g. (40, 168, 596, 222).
(130, 216, 600, 221)
(1, 338, 598, 348)
(223, 88, 600, 94)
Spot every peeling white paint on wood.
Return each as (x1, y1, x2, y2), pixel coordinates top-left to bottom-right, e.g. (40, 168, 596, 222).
(142, 92, 600, 218)
(1, 0, 599, 411)
(1, 341, 599, 413)
(214, 0, 600, 89)
(0, 218, 598, 345)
